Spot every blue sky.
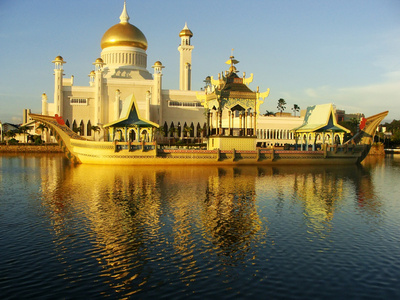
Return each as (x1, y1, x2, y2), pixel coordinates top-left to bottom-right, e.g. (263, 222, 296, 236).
(1, 0, 399, 124)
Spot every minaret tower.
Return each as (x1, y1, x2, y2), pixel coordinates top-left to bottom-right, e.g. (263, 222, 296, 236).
(52, 55, 66, 116)
(178, 23, 193, 91)
(41, 93, 48, 116)
(152, 61, 165, 124)
(93, 58, 105, 125)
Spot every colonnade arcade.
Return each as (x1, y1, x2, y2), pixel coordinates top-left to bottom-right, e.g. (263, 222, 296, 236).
(207, 103, 257, 137)
(295, 131, 345, 151)
(109, 126, 153, 142)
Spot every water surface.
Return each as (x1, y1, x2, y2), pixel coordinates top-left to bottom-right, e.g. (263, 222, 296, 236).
(1, 153, 399, 299)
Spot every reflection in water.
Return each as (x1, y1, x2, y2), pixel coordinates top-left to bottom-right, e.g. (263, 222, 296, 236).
(39, 164, 268, 296)
(255, 164, 379, 239)
(35, 156, 386, 298)
(203, 168, 263, 263)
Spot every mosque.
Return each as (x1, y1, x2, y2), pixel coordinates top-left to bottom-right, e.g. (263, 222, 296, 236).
(41, 2, 207, 142)
(38, 2, 349, 149)
(39, 2, 294, 145)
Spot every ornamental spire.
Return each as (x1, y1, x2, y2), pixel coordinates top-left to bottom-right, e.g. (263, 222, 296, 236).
(119, 0, 130, 23)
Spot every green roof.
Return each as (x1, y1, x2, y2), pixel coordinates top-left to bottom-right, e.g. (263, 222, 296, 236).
(104, 94, 159, 129)
(293, 103, 350, 133)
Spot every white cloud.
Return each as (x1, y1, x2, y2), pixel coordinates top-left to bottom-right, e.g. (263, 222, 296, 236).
(298, 80, 400, 119)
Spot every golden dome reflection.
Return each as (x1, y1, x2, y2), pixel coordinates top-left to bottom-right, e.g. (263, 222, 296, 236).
(100, 22, 148, 50)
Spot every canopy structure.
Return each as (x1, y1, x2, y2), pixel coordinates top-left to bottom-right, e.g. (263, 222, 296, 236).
(292, 103, 350, 150)
(197, 56, 269, 137)
(104, 94, 159, 142)
(195, 56, 269, 150)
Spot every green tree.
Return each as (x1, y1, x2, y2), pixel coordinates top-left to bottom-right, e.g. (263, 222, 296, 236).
(292, 104, 300, 117)
(37, 123, 48, 142)
(264, 110, 275, 116)
(18, 125, 32, 143)
(277, 98, 286, 116)
(91, 125, 101, 140)
(183, 126, 192, 137)
(183, 126, 193, 144)
(6, 130, 16, 140)
(73, 126, 81, 135)
(168, 127, 177, 138)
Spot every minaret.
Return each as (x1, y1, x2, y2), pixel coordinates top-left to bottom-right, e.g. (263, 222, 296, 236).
(93, 58, 105, 125)
(41, 93, 48, 115)
(152, 61, 165, 124)
(52, 55, 66, 116)
(178, 23, 194, 91)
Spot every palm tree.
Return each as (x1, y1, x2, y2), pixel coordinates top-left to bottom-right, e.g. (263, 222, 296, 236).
(155, 127, 165, 142)
(18, 125, 32, 143)
(168, 127, 177, 138)
(73, 126, 81, 135)
(292, 104, 300, 117)
(277, 98, 286, 116)
(183, 126, 193, 144)
(37, 123, 48, 142)
(6, 130, 16, 144)
(91, 125, 101, 140)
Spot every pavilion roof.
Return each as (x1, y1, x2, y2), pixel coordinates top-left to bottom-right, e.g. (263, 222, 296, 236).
(104, 94, 159, 129)
(292, 103, 350, 133)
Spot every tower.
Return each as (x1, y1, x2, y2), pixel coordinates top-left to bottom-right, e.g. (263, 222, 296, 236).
(41, 93, 48, 115)
(52, 55, 65, 116)
(93, 58, 105, 125)
(178, 23, 193, 91)
(152, 61, 165, 124)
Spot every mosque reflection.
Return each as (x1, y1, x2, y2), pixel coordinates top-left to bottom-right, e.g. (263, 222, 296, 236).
(38, 157, 381, 293)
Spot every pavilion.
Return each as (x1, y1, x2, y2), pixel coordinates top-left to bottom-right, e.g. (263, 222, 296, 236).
(292, 103, 350, 150)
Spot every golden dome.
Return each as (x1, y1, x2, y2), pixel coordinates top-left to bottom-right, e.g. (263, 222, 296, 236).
(179, 23, 193, 37)
(95, 58, 103, 63)
(52, 55, 66, 63)
(101, 22, 147, 50)
(154, 61, 162, 66)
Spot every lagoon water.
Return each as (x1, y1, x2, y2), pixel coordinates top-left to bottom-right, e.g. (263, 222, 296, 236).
(1, 153, 400, 299)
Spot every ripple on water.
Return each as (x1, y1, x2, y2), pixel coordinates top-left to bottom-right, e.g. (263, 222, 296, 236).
(1, 157, 400, 299)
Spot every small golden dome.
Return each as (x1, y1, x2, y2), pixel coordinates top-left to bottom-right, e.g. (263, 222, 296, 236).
(229, 65, 237, 73)
(89, 70, 95, 75)
(101, 22, 148, 50)
(54, 55, 64, 61)
(179, 23, 193, 37)
(154, 61, 162, 66)
(95, 58, 103, 63)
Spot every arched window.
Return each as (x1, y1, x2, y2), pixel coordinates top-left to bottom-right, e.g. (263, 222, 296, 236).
(169, 122, 175, 137)
(129, 129, 136, 142)
(80, 120, 85, 136)
(196, 123, 202, 137)
(116, 129, 124, 141)
(65, 120, 70, 128)
(141, 130, 148, 142)
(164, 122, 168, 137)
(177, 122, 182, 138)
(87, 120, 92, 136)
(190, 122, 195, 138)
